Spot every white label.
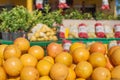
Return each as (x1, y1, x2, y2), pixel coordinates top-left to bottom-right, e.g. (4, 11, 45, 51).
(104, 26, 113, 33)
(63, 43, 71, 51)
(36, 0, 43, 4)
(103, 0, 109, 5)
(115, 26, 120, 32)
(96, 26, 104, 33)
(78, 26, 87, 33)
(59, 0, 66, 3)
(60, 26, 65, 33)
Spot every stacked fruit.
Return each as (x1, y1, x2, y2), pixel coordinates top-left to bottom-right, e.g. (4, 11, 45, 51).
(28, 23, 58, 41)
(0, 37, 120, 80)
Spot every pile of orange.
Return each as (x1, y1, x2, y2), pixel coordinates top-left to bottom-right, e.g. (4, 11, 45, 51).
(0, 37, 120, 80)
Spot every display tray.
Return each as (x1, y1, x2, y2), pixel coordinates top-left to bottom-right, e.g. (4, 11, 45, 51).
(0, 38, 120, 46)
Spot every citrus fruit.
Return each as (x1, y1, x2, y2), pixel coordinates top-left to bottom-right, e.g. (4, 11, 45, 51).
(50, 63, 68, 80)
(88, 52, 107, 68)
(75, 61, 93, 79)
(108, 46, 120, 57)
(70, 42, 86, 53)
(0, 66, 6, 80)
(28, 45, 44, 60)
(39, 76, 51, 80)
(20, 54, 37, 67)
(55, 52, 73, 66)
(3, 45, 21, 59)
(89, 42, 106, 54)
(37, 60, 53, 76)
(110, 48, 120, 66)
(72, 48, 90, 64)
(66, 68, 76, 80)
(111, 65, 120, 79)
(47, 42, 63, 58)
(43, 56, 54, 64)
(92, 67, 111, 80)
(14, 37, 30, 52)
(20, 66, 39, 80)
(3, 57, 23, 76)
(0, 44, 8, 58)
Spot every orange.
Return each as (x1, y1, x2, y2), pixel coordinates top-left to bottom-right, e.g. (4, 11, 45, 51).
(92, 67, 111, 80)
(55, 52, 73, 66)
(70, 42, 86, 53)
(66, 68, 76, 80)
(3, 57, 23, 76)
(7, 76, 20, 80)
(20, 66, 39, 80)
(20, 54, 38, 67)
(88, 52, 107, 68)
(43, 56, 54, 64)
(110, 48, 120, 66)
(75, 61, 93, 79)
(3, 45, 21, 59)
(50, 63, 69, 80)
(111, 65, 120, 79)
(108, 46, 120, 57)
(37, 60, 53, 76)
(0, 66, 7, 80)
(72, 48, 90, 64)
(39, 76, 51, 80)
(0, 44, 8, 58)
(28, 45, 44, 60)
(14, 37, 30, 52)
(89, 42, 106, 54)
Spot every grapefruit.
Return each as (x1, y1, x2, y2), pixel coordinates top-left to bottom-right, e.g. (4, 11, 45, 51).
(43, 56, 54, 64)
(14, 37, 30, 52)
(111, 65, 120, 79)
(72, 48, 90, 64)
(47, 42, 63, 58)
(55, 52, 73, 66)
(110, 48, 120, 66)
(20, 66, 39, 80)
(89, 42, 106, 54)
(50, 63, 69, 80)
(39, 76, 51, 80)
(70, 42, 86, 53)
(75, 61, 93, 79)
(3, 45, 21, 59)
(3, 57, 23, 76)
(37, 60, 53, 76)
(28, 45, 44, 60)
(88, 52, 107, 68)
(20, 54, 38, 67)
(92, 67, 111, 80)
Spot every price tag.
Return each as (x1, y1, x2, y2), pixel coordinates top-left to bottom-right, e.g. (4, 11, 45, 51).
(63, 43, 71, 51)
(115, 26, 120, 32)
(102, 0, 109, 5)
(60, 26, 65, 33)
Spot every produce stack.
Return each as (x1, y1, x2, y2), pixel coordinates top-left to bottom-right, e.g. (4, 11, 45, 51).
(0, 37, 120, 80)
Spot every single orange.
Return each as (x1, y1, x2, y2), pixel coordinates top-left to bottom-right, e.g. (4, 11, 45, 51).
(28, 45, 44, 60)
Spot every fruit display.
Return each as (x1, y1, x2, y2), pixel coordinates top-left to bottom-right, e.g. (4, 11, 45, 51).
(0, 37, 120, 80)
(28, 23, 58, 41)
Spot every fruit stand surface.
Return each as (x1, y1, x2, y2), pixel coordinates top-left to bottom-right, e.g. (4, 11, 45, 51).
(1, 38, 120, 46)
